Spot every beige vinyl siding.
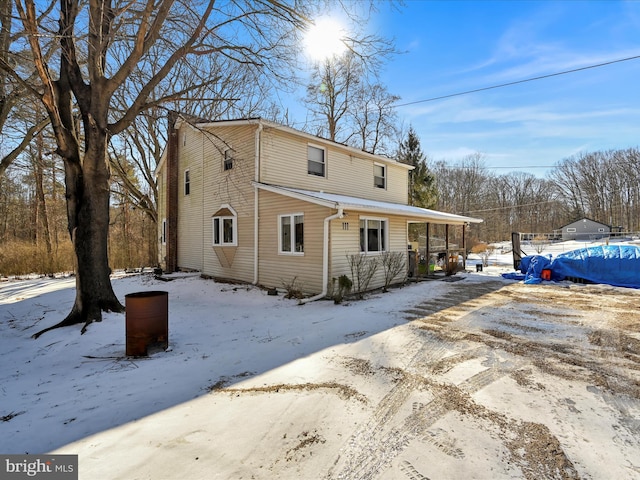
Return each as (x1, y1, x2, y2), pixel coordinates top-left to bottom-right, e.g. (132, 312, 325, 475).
(260, 127, 409, 204)
(200, 125, 257, 282)
(330, 212, 408, 291)
(257, 190, 328, 294)
(177, 126, 204, 270)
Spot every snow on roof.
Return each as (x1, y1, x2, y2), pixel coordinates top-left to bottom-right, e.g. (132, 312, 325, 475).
(254, 183, 483, 225)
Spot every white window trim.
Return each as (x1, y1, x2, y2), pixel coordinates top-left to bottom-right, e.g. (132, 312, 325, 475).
(212, 204, 237, 247)
(307, 144, 326, 178)
(374, 162, 386, 189)
(566, 228, 576, 233)
(360, 216, 388, 254)
(278, 213, 304, 255)
(161, 219, 166, 245)
(184, 169, 190, 196)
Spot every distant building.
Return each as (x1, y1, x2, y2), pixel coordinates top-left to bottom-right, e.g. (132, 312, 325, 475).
(560, 218, 610, 241)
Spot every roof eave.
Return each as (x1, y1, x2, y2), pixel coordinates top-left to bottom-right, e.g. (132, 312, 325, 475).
(254, 183, 483, 224)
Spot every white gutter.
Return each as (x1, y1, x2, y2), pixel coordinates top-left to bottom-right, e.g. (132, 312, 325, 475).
(299, 207, 344, 304)
(253, 122, 263, 285)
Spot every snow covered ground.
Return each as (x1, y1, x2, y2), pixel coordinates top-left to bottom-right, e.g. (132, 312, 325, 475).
(1, 239, 639, 479)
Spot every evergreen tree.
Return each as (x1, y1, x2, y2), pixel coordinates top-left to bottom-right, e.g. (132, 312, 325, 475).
(397, 127, 437, 208)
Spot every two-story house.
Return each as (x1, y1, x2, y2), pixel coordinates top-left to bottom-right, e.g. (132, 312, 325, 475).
(156, 114, 482, 298)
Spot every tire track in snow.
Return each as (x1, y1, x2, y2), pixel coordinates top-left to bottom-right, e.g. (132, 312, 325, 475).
(327, 281, 511, 480)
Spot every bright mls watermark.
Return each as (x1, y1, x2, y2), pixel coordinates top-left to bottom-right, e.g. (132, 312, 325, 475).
(1, 455, 77, 480)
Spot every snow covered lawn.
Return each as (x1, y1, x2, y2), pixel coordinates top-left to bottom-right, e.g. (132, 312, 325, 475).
(1, 258, 639, 479)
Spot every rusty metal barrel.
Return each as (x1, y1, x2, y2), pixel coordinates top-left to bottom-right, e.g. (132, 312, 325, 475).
(125, 291, 168, 356)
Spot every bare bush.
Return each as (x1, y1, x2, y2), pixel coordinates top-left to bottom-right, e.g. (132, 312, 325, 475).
(281, 277, 304, 300)
(471, 243, 495, 267)
(347, 254, 379, 299)
(531, 236, 550, 254)
(380, 251, 406, 292)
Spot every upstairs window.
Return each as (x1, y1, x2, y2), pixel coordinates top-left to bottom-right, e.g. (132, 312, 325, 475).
(308, 145, 325, 177)
(212, 206, 237, 246)
(374, 163, 386, 189)
(184, 169, 190, 196)
(360, 218, 387, 253)
(223, 149, 233, 171)
(279, 214, 304, 254)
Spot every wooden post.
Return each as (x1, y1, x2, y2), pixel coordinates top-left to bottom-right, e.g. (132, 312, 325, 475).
(462, 223, 467, 269)
(425, 222, 431, 276)
(445, 224, 450, 259)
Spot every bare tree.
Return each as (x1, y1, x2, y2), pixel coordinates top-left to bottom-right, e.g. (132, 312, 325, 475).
(303, 27, 399, 152)
(6, 0, 309, 338)
(305, 53, 362, 142)
(0, 1, 54, 176)
(348, 82, 399, 155)
(108, 48, 276, 235)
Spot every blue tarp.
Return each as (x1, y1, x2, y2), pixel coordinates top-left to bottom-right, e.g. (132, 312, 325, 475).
(502, 245, 640, 288)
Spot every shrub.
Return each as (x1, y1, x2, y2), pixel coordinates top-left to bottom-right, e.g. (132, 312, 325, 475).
(347, 254, 378, 299)
(281, 276, 304, 299)
(332, 274, 352, 304)
(380, 251, 406, 292)
(471, 242, 495, 267)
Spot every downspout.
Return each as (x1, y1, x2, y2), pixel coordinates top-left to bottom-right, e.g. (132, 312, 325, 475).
(300, 206, 344, 304)
(253, 122, 263, 285)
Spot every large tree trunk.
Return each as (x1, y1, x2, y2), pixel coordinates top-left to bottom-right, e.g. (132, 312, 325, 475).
(33, 127, 124, 338)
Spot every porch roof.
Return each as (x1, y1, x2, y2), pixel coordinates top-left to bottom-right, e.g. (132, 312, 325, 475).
(254, 183, 482, 225)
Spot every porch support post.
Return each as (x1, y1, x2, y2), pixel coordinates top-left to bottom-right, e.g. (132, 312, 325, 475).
(462, 223, 467, 269)
(425, 222, 430, 276)
(445, 224, 450, 260)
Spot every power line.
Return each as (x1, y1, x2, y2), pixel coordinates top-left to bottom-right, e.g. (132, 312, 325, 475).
(395, 54, 640, 107)
(465, 199, 560, 215)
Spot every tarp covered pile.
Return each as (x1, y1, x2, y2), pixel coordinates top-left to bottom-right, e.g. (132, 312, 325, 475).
(502, 245, 640, 288)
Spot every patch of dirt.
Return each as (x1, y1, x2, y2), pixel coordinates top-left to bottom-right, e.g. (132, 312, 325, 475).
(217, 382, 368, 404)
(341, 356, 376, 376)
(285, 430, 326, 462)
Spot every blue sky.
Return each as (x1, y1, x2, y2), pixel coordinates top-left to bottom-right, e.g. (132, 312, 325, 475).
(335, 0, 640, 176)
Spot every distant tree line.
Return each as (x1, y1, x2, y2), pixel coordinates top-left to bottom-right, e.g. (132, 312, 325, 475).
(430, 147, 640, 244)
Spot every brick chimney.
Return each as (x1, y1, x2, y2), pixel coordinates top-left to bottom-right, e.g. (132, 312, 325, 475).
(165, 111, 179, 273)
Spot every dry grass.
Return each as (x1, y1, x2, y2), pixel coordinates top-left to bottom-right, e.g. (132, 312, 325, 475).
(0, 240, 74, 276)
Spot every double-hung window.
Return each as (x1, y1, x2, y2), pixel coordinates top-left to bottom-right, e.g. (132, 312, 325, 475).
(374, 163, 386, 189)
(360, 218, 387, 253)
(279, 214, 304, 254)
(308, 145, 325, 177)
(212, 205, 237, 246)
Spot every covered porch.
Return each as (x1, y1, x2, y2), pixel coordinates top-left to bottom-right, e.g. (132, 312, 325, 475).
(407, 221, 474, 278)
